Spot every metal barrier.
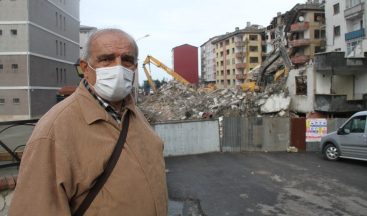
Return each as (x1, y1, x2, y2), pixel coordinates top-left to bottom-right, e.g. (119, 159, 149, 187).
(0, 119, 38, 168)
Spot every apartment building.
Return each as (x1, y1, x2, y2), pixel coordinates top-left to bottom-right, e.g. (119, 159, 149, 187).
(286, 2, 326, 65)
(313, 0, 367, 115)
(200, 36, 218, 85)
(213, 24, 265, 89)
(0, 0, 80, 121)
(79, 25, 97, 57)
(325, 0, 366, 57)
(172, 44, 199, 84)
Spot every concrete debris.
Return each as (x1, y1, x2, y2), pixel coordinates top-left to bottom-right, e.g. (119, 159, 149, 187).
(260, 93, 291, 114)
(138, 80, 292, 123)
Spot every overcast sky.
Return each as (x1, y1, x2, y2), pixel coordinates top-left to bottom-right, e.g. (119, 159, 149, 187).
(80, 0, 304, 84)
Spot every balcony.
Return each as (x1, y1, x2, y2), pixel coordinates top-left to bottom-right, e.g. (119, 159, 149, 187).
(291, 55, 310, 65)
(235, 52, 245, 58)
(289, 39, 311, 47)
(235, 63, 246, 69)
(345, 28, 365, 41)
(344, 2, 364, 20)
(290, 22, 310, 32)
(314, 51, 367, 74)
(235, 73, 246, 80)
(315, 94, 366, 113)
(235, 41, 245, 47)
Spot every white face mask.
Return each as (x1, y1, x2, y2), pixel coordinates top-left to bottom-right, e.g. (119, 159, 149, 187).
(88, 64, 134, 102)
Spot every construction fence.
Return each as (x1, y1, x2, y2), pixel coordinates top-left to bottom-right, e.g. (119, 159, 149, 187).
(154, 117, 349, 156)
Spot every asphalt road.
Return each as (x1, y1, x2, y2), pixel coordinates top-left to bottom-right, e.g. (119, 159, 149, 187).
(165, 152, 367, 216)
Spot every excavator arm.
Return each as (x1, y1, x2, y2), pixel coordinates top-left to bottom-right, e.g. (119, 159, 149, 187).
(142, 55, 190, 93)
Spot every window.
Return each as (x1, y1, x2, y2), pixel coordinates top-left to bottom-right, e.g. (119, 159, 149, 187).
(232, 58, 235, 64)
(334, 26, 341, 37)
(63, 68, 66, 83)
(0, 64, 3, 72)
(225, 40, 229, 45)
(315, 30, 320, 39)
(11, 64, 18, 72)
(226, 49, 229, 55)
(0, 99, 4, 105)
(0, 30, 2, 36)
(343, 115, 366, 133)
(10, 29, 17, 36)
(63, 43, 66, 56)
(226, 70, 230, 75)
(63, 16, 66, 31)
(60, 41, 63, 56)
(250, 46, 258, 52)
(220, 51, 223, 57)
(232, 69, 235, 75)
(232, 48, 235, 53)
(220, 61, 223, 66)
(56, 40, 58, 55)
(295, 76, 307, 95)
(56, 12, 58, 26)
(13, 98, 20, 104)
(227, 80, 230, 85)
(226, 59, 230, 65)
(250, 57, 258, 63)
(220, 70, 224, 75)
(333, 3, 340, 14)
(314, 13, 324, 22)
(249, 35, 258, 41)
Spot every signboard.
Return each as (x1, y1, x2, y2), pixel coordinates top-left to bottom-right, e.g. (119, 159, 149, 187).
(306, 118, 327, 142)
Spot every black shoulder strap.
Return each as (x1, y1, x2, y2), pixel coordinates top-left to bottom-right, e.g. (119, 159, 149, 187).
(73, 111, 130, 216)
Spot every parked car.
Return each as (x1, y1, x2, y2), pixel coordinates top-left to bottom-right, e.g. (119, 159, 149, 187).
(320, 111, 367, 161)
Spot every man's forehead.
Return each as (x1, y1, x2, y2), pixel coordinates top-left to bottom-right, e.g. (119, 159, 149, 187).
(90, 32, 135, 55)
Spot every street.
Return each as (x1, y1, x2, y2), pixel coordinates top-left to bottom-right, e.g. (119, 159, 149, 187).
(166, 152, 367, 216)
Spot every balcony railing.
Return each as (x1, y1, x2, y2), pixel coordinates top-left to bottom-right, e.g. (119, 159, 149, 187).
(345, 28, 365, 41)
(289, 39, 311, 47)
(291, 55, 310, 65)
(235, 52, 245, 58)
(235, 41, 245, 47)
(235, 63, 246, 69)
(315, 94, 366, 113)
(344, 2, 364, 20)
(290, 22, 310, 32)
(235, 74, 246, 80)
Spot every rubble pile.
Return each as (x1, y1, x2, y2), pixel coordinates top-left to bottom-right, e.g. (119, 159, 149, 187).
(138, 80, 292, 123)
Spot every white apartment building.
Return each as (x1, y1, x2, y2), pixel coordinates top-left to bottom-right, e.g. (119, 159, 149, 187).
(325, 0, 367, 57)
(200, 36, 218, 84)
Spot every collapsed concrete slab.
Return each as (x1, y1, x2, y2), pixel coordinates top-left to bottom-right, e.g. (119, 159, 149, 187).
(260, 93, 291, 113)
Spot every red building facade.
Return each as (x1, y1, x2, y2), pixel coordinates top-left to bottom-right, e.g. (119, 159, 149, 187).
(172, 44, 198, 84)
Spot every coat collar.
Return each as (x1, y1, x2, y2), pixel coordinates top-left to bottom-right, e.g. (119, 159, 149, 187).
(75, 81, 136, 125)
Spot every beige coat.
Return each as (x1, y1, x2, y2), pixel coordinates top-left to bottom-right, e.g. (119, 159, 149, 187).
(9, 82, 168, 216)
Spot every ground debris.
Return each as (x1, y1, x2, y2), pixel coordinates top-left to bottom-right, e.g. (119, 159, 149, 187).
(138, 80, 292, 123)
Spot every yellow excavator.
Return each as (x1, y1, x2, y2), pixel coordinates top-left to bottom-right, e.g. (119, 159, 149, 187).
(142, 55, 191, 94)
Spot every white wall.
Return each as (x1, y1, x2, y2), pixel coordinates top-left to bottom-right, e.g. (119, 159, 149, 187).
(286, 65, 315, 113)
(325, 0, 347, 52)
(355, 73, 367, 99)
(315, 72, 332, 94)
(333, 75, 354, 99)
(154, 120, 220, 157)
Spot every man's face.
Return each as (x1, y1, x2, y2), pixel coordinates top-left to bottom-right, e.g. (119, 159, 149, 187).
(81, 32, 137, 85)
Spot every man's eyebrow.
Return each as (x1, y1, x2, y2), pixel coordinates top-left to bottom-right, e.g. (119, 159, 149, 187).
(96, 54, 115, 61)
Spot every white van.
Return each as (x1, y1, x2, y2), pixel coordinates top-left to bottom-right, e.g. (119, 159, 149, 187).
(320, 111, 367, 161)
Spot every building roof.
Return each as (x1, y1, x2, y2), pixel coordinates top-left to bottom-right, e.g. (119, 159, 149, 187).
(80, 25, 97, 31)
(211, 25, 265, 44)
(172, 44, 198, 50)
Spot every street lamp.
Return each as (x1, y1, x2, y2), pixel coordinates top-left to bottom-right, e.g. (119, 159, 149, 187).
(136, 34, 150, 41)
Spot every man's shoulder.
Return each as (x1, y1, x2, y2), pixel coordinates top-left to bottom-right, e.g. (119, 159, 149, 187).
(32, 93, 83, 138)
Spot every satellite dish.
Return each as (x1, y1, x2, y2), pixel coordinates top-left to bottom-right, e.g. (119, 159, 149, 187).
(299, 16, 305, 22)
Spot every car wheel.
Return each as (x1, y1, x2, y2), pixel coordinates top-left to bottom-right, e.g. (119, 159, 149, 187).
(323, 143, 339, 161)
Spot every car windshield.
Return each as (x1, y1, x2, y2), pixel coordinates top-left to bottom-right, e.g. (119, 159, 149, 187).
(343, 115, 366, 133)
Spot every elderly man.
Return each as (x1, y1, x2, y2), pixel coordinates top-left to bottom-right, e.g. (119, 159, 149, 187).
(9, 29, 168, 216)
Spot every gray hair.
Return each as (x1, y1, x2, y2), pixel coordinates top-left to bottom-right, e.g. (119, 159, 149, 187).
(81, 28, 139, 62)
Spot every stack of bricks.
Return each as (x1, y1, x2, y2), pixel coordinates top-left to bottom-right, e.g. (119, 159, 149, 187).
(0, 175, 17, 214)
